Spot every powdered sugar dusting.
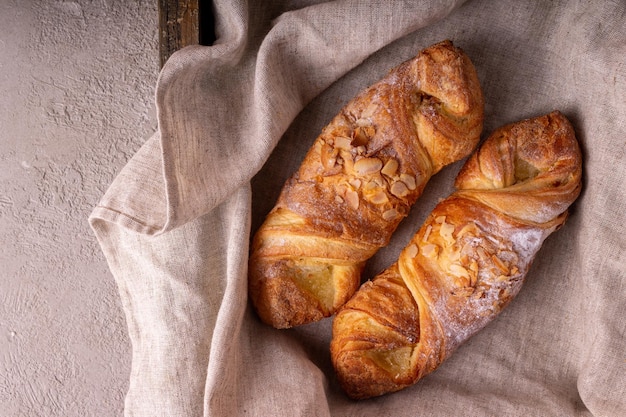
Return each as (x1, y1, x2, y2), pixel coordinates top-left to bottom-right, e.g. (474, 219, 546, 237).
(508, 227, 545, 266)
(402, 204, 556, 356)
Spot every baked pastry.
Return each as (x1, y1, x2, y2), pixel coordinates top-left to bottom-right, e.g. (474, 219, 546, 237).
(330, 111, 583, 399)
(249, 40, 484, 329)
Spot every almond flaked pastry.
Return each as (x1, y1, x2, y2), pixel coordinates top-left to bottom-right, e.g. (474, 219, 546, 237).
(249, 40, 484, 329)
(331, 111, 582, 399)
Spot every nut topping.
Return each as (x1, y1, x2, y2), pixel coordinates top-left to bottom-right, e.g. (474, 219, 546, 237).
(439, 221, 456, 245)
(390, 181, 409, 198)
(363, 180, 379, 192)
(400, 173, 417, 190)
(320, 142, 337, 169)
(370, 191, 389, 204)
(345, 189, 359, 210)
(381, 158, 399, 177)
(422, 225, 433, 242)
(382, 208, 399, 221)
(334, 136, 352, 150)
(354, 157, 383, 175)
(405, 244, 418, 258)
(449, 263, 470, 279)
(348, 178, 362, 189)
(469, 266, 478, 286)
(339, 150, 354, 172)
(448, 248, 461, 263)
(477, 246, 488, 262)
(421, 243, 439, 259)
(492, 255, 509, 274)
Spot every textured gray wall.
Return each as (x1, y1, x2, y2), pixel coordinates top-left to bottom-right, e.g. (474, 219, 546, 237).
(0, 1, 159, 415)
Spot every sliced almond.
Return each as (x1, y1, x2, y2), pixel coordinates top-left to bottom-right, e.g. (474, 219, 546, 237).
(339, 150, 354, 172)
(448, 248, 461, 264)
(320, 142, 337, 169)
(335, 195, 344, 204)
(372, 176, 386, 187)
(469, 268, 478, 287)
(460, 241, 474, 258)
(421, 243, 439, 259)
(435, 215, 446, 224)
(492, 255, 509, 274)
(400, 173, 417, 190)
(449, 263, 470, 279)
(334, 136, 352, 150)
(382, 208, 399, 221)
(390, 181, 409, 198)
(345, 189, 359, 210)
(354, 157, 383, 175)
(370, 191, 389, 205)
(405, 244, 418, 258)
(439, 221, 456, 245)
(422, 225, 433, 242)
(348, 178, 362, 189)
(363, 180, 379, 192)
(381, 158, 399, 177)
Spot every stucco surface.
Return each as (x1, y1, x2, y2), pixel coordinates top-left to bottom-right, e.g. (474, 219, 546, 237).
(0, 1, 158, 415)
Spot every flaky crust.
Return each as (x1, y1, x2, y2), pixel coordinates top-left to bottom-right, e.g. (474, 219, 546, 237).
(249, 40, 484, 328)
(330, 111, 582, 399)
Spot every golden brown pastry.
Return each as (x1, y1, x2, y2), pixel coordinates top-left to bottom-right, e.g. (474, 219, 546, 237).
(330, 111, 582, 399)
(249, 40, 484, 329)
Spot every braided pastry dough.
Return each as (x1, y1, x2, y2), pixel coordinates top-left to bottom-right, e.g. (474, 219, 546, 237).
(331, 111, 582, 399)
(249, 40, 484, 328)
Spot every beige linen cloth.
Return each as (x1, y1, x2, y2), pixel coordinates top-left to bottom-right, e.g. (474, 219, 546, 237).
(90, 0, 626, 415)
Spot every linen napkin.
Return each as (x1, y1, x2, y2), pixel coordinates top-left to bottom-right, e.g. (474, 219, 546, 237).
(90, 0, 626, 415)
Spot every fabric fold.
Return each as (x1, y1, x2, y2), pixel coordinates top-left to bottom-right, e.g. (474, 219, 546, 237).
(90, 1, 470, 415)
(93, 0, 467, 236)
(89, 0, 626, 416)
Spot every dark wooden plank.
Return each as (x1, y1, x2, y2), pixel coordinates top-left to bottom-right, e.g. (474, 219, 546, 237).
(159, 0, 200, 67)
